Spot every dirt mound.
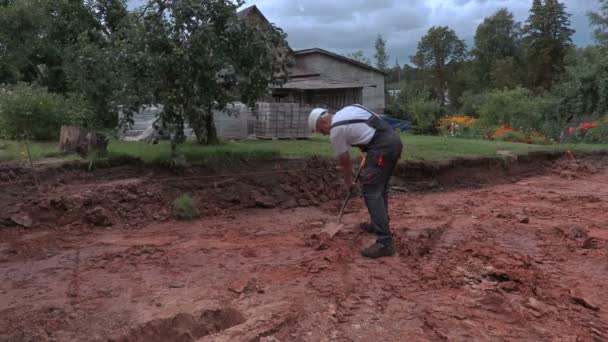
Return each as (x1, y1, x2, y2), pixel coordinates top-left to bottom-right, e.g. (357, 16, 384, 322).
(0, 158, 343, 230)
(394, 151, 563, 190)
(552, 158, 600, 179)
(109, 308, 245, 342)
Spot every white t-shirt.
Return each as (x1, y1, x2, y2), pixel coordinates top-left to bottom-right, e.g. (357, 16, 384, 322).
(330, 105, 376, 155)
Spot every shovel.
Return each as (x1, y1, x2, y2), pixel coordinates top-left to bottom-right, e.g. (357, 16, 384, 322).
(321, 154, 366, 238)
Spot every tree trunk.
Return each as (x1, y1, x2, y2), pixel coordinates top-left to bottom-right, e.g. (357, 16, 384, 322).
(205, 111, 219, 145)
(60, 126, 88, 153)
(59, 126, 108, 158)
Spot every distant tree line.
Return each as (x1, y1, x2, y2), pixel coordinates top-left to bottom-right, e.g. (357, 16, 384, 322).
(379, 0, 608, 139)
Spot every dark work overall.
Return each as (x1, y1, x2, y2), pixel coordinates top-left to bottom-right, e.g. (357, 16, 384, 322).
(331, 105, 403, 246)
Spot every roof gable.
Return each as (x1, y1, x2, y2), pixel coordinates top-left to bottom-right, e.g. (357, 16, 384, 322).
(294, 48, 386, 75)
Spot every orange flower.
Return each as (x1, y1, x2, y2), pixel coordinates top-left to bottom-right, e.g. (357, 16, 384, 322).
(494, 125, 513, 137)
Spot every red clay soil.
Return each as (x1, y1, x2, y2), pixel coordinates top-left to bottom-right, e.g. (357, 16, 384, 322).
(1, 156, 608, 341)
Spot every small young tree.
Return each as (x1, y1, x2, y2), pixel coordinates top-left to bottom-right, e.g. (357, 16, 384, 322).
(345, 50, 371, 65)
(589, 0, 608, 46)
(374, 34, 389, 71)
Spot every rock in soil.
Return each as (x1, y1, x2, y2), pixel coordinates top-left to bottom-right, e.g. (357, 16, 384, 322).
(228, 275, 251, 294)
(516, 215, 530, 224)
(571, 288, 600, 311)
(251, 190, 278, 209)
(85, 206, 112, 227)
(10, 212, 33, 228)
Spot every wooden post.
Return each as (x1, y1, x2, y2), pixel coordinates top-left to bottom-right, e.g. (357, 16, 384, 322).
(59, 126, 108, 159)
(60, 126, 89, 153)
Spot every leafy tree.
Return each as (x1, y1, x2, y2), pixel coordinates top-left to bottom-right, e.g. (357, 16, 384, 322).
(522, 0, 575, 90)
(63, 0, 132, 128)
(385, 81, 433, 121)
(489, 57, 523, 90)
(399, 64, 419, 84)
(345, 50, 371, 65)
(374, 34, 389, 71)
(553, 47, 608, 121)
(459, 91, 488, 117)
(0, 0, 99, 93)
(411, 26, 466, 106)
(589, 0, 608, 46)
(86, 0, 130, 36)
(448, 61, 477, 110)
(471, 8, 522, 88)
(122, 0, 291, 145)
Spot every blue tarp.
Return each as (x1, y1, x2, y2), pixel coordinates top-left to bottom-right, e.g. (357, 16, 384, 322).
(381, 115, 412, 132)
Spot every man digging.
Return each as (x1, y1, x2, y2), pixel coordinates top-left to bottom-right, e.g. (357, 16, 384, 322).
(309, 105, 403, 258)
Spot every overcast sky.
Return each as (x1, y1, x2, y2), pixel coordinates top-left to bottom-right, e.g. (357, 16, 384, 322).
(128, 0, 600, 66)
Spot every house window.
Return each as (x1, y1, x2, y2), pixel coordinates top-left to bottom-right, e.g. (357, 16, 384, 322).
(273, 94, 288, 103)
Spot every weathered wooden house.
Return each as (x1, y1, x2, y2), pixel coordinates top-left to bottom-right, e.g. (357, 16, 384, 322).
(122, 6, 386, 141)
(273, 48, 386, 113)
(239, 5, 387, 114)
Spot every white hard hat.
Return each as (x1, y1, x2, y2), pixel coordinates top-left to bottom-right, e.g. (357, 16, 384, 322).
(308, 108, 327, 133)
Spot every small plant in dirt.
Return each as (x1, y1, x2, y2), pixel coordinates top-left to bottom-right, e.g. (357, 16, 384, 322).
(172, 194, 201, 220)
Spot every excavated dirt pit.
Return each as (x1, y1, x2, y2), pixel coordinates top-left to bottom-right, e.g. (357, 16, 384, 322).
(2, 153, 608, 341)
(108, 308, 246, 342)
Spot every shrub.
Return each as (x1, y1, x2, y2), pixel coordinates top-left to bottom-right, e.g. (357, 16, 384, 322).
(0, 83, 92, 141)
(459, 91, 487, 117)
(583, 118, 608, 143)
(478, 87, 542, 132)
(409, 97, 443, 134)
(566, 118, 608, 143)
(172, 193, 200, 220)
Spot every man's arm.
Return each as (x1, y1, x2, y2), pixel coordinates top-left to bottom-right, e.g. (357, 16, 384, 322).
(337, 151, 353, 187)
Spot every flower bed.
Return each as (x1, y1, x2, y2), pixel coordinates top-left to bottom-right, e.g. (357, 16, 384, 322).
(437, 115, 478, 137)
(484, 125, 553, 145)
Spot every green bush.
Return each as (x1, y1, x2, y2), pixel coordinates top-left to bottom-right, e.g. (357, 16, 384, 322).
(535, 94, 562, 139)
(571, 116, 608, 143)
(479, 87, 542, 132)
(409, 97, 443, 134)
(459, 91, 487, 117)
(172, 193, 200, 220)
(0, 83, 92, 141)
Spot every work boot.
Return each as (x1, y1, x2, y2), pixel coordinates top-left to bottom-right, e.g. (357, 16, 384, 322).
(359, 222, 375, 234)
(361, 242, 395, 259)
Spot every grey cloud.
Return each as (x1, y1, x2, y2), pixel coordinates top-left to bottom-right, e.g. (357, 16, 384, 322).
(127, 0, 600, 66)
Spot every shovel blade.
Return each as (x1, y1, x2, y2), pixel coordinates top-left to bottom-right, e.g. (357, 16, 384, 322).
(321, 222, 344, 238)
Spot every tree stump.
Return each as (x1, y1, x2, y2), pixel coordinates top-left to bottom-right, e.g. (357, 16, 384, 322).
(59, 126, 108, 158)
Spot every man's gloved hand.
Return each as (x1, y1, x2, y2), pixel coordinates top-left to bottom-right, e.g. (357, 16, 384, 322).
(341, 182, 359, 198)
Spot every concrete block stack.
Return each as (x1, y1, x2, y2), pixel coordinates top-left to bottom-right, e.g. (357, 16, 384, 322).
(255, 102, 312, 139)
(213, 103, 254, 140)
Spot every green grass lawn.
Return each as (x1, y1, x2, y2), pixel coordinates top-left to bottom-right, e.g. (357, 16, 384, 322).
(2, 135, 608, 164)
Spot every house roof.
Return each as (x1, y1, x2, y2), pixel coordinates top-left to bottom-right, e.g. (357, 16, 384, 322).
(275, 76, 366, 90)
(289, 66, 320, 78)
(294, 48, 387, 75)
(237, 5, 293, 53)
(237, 5, 269, 22)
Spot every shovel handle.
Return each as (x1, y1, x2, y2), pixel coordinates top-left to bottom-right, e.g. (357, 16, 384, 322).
(337, 154, 366, 223)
